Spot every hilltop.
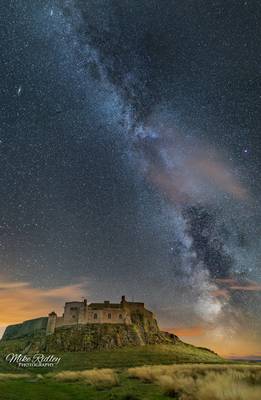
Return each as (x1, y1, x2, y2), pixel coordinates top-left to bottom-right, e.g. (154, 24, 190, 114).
(0, 341, 222, 374)
(0, 323, 222, 373)
(0, 296, 222, 367)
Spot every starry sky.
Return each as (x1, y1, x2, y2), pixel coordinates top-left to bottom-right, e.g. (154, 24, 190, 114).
(0, 0, 261, 358)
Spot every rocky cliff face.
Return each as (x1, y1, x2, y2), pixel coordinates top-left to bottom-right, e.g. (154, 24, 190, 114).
(1, 315, 180, 353)
(42, 323, 179, 352)
(2, 317, 48, 340)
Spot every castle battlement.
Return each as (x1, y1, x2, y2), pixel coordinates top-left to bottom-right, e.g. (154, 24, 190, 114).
(46, 295, 155, 335)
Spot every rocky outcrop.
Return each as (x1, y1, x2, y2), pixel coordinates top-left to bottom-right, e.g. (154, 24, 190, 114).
(2, 317, 48, 340)
(42, 323, 180, 352)
(1, 304, 181, 353)
(1, 320, 180, 353)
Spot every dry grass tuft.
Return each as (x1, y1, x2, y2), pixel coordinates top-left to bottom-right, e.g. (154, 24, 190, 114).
(197, 371, 261, 400)
(53, 368, 118, 387)
(128, 365, 167, 382)
(0, 373, 30, 380)
(156, 374, 195, 398)
(127, 364, 261, 399)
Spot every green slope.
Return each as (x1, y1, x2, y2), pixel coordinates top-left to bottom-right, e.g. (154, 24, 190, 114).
(0, 342, 222, 373)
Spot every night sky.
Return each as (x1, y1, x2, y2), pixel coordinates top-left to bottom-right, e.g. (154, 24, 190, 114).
(0, 0, 260, 357)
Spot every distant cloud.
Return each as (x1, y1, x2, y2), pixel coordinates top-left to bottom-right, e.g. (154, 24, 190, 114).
(137, 126, 248, 206)
(227, 353, 261, 361)
(210, 289, 230, 299)
(0, 278, 88, 338)
(196, 158, 248, 200)
(229, 282, 261, 291)
(215, 278, 261, 293)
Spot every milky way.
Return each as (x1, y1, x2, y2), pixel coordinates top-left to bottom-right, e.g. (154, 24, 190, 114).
(0, 0, 260, 355)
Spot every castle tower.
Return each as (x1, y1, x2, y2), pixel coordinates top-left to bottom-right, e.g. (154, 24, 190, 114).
(46, 311, 57, 335)
(79, 298, 88, 323)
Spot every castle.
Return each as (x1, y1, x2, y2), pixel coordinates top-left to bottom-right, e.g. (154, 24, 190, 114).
(46, 295, 157, 335)
(1, 296, 159, 341)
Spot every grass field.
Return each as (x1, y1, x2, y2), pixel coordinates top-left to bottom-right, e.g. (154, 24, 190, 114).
(0, 364, 260, 400)
(0, 343, 260, 399)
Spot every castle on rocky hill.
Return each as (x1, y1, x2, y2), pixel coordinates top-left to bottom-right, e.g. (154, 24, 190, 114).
(1, 296, 217, 357)
(47, 295, 156, 335)
(2, 295, 160, 341)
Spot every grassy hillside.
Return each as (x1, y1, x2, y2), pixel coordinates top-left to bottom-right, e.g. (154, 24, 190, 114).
(0, 343, 222, 373)
(2, 341, 259, 400)
(53, 343, 222, 371)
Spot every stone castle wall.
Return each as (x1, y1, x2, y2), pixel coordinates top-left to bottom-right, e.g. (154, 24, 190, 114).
(2, 296, 158, 339)
(46, 297, 152, 334)
(2, 317, 48, 340)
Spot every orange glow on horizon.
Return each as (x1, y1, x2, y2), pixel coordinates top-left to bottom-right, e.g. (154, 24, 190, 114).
(0, 278, 259, 359)
(0, 278, 88, 336)
(165, 325, 261, 359)
(167, 326, 205, 337)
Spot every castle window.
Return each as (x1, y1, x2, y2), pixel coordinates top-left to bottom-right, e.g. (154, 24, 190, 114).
(93, 313, 97, 320)
(108, 313, 111, 319)
(119, 314, 122, 319)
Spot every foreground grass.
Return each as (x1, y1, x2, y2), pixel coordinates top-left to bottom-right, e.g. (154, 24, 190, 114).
(0, 364, 260, 400)
(52, 368, 119, 388)
(0, 373, 166, 400)
(128, 364, 261, 399)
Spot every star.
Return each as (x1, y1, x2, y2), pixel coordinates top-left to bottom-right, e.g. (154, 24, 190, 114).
(0, 0, 260, 359)
(17, 86, 22, 96)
